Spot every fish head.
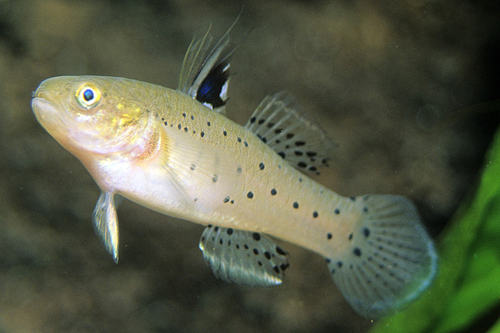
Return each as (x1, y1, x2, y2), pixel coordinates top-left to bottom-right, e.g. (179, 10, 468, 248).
(32, 76, 152, 157)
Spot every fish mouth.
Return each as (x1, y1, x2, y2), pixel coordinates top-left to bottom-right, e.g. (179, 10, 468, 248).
(31, 92, 68, 132)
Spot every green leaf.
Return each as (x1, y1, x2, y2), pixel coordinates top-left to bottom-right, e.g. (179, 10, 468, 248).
(371, 128, 500, 333)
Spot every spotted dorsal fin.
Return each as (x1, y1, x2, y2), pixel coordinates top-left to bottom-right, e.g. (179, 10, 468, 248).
(177, 19, 240, 114)
(199, 225, 289, 286)
(245, 92, 337, 175)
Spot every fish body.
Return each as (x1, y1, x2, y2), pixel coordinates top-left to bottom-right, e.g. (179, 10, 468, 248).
(32, 22, 437, 318)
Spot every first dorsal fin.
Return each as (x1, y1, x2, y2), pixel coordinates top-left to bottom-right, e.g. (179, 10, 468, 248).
(245, 92, 337, 175)
(177, 18, 240, 114)
(199, 225, 290, 287)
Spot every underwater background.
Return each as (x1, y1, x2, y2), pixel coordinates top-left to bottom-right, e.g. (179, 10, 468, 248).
(1, 0, 500, 332)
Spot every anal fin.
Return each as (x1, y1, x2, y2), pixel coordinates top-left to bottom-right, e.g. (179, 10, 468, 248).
(199, 225, 289, 287)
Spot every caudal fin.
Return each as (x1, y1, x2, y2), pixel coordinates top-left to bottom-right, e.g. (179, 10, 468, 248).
(326, 195, 438, 318)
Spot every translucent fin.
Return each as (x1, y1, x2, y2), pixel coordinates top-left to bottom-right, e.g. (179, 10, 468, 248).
(326, 195, 438, 318)
(199, 225, 290, 287)
(92, 191, 120, 263)
(245, 92, 337, 175)
(177, 18, 241, 113)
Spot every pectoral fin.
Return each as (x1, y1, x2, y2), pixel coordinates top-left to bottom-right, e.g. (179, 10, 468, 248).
(92, 191, 119, 263)
(199, 225, 289, 287)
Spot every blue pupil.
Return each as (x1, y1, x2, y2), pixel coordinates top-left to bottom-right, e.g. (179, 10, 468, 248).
(83, 89, 94, 102)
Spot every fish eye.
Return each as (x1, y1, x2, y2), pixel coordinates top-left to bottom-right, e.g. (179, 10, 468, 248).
(75, 84, 102, 109)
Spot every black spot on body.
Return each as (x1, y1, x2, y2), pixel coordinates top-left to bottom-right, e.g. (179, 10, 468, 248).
(271, 189, 277, 196)
(293, 202, 299, 209)
(253, 248, 259, 255)
(244, 141, 248, 147)
(258, 119, 265, 125)
(207, 121, 211, 126)
(201, 131, 205, 137)
(334, 209, 340, 214)
(264, 251, 271, 260)
(273, 266, 280, 274)
(178, 124, 181, 130)
(294, 151, 303, 156)
(259, 162, 265, 170)
(212, 175, 218, 183)
(363, 228, 370, 237)
(184, 127, 188, 132)
(297, 162, 307, 168)
(295, 141, 306, 146)
(182, 113, 186, 117)
(337, 261, 343, 268)
(250, 117, 256, 124)
(237, 167, 242, 173)
(349, 233, 353, 241)
(191, 115, 194, 120)
(286, 133, 294, 139)
(227, 228, 233, 235)
(363, 206, 369, 213)
(327, 233, 332, 240)
(252, 233, 261, 241)
(313, 211, 318, 218)
(223, 130, 227, 136)
(237, 137, 241, 143)
(278, 152, 286, 159)
(353, 248, 362, 256)
(247, 191, 254, 199)
(164, 121, 168, 126)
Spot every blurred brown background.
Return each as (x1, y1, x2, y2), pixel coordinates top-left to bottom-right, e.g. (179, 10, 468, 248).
(0, 0, 499, 332)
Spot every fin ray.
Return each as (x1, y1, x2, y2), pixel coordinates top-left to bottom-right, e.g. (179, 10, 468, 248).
(199, 225, 290, 287)
(92, 191, 119, 263)
(326, 195, 438, 318)
(245, 92, 337, 175)
(177, 17, 241, 113)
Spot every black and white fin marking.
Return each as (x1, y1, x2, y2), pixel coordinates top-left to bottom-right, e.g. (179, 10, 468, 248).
(326, 195, 438, 318)
(92, 191, 120, 263)
(199, 225, 289, 287)
(177, 19, 241, 113)
(245, 92, 337, 175)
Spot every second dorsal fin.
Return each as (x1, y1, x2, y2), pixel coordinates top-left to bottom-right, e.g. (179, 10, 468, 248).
(177, 19, 240, 114)
(245, 92, 337, 175)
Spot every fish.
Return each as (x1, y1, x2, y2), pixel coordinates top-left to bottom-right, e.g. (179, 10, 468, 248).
(31, 21, 438, 319)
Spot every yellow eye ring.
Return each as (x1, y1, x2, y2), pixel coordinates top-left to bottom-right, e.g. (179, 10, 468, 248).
(76, 84, 102, 109)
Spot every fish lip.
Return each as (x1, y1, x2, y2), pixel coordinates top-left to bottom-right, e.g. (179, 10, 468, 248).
(31, 95, 65, 129)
